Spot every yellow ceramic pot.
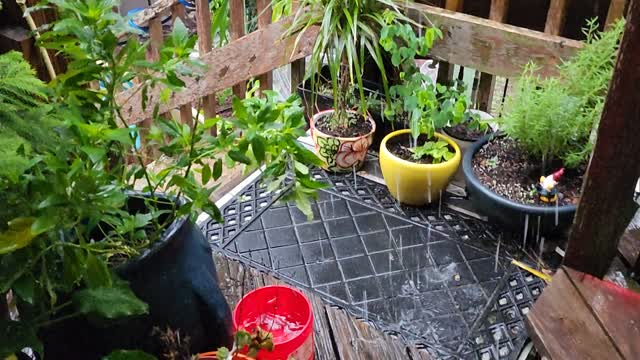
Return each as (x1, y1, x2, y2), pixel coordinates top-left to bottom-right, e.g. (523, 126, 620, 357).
(310, 109, 376, 172)
(379, 130, 461, 206)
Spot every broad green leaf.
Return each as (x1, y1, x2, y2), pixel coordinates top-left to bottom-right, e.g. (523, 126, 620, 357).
(102, 350, 157, 360)
(0, 218, 37, 255)
(12, 274, 35, 304)
(212, 159, 223, 180)
(81, 146, 107, 163)
(63, 247, 86, 289)
(133, 213, 153, 228)
(228, 150, 251, 165)
(73, 284, 148, 319)
(202, 163, 212, 184)
(84, 253, 112, 288)
(106, 128, 134, 145)
(235, 329, 252, 348)
(251, 135, 266, 164)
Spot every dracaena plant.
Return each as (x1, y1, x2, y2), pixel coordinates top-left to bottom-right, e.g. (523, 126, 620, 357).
(0, 0, 322, 356)
(380, 15, 478, 163)
(276, 0, 416, 131)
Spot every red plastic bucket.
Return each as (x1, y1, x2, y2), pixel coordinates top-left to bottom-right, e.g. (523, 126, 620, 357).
(233, 286, 314, 360)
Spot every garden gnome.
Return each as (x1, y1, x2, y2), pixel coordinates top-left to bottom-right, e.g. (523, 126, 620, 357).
(536, 168, 564, 203)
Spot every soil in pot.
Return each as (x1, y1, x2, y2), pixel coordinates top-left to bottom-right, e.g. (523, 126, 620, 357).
(444, 122, 493, 142)
(472, 137, 584, 206)
(315, 111, 373, 138)
(386, 133, 455, 164)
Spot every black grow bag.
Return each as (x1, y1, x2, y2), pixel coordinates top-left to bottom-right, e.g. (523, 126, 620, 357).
(462, 134, 577, 236)
(40, 194, 233, 359)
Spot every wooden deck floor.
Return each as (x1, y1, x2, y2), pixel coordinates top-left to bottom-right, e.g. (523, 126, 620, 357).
(526, 266, 640, 360)
(213, 251, 432, 360)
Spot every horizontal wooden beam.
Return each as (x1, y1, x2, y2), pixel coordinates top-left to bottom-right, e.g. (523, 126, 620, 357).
(407, 3, 583, 78)
(117, 20, 319, 122)
(133, 0, 179, 25)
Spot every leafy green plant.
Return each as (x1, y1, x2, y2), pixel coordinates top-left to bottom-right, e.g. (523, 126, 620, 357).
(208, 327, 273, 359)
(0, 0, 322, 357)
(498, 19, 625, 169)
(276, 0, 415, 131)
(380, 17, 470, 163)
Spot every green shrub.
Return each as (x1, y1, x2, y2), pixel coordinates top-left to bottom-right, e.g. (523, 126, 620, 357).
(498, 19, 624, 169)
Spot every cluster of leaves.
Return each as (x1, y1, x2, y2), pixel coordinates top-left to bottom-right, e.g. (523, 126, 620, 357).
(214, 327, 273, 359)
(498, 19, 625, 169)
(379, 15, 474, 163)
(277, 0, 415, 131)
(0, 0, 322, 357)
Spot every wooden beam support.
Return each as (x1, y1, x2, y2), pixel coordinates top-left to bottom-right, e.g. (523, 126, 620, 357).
(133, 0, 178, 26)
(606, 0, 627, 28)
(436, 0, 465, 86)
(195, 0, 218, 122)
(564, 0, 640, 278)
(290, 58, 305, 94)
(230, 0, 246, 98)
(256, 0, 273, 92)
(117, 20, 318, 122)
(171, 2, 187, 22)
(406, 3, 582, 78)
(544, 0, 569, 35)
(489, 0, 509, 22)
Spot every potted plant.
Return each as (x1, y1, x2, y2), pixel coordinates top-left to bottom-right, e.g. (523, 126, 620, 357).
(0, 1, 323, 358)
(377, 18, 470, 205)
(462, 19, 625, 235)
(199, 327, 274, 360)
(279, 0, 417, 172)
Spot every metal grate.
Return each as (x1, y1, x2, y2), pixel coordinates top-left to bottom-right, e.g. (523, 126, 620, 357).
(200, 168, 545, 359)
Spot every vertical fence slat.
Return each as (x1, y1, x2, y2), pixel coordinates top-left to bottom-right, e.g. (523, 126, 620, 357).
(606, 0, 627, 28)
(291, 59, 305, 95)
(230, 0, 246, 98)
(544, 0, 569, 35)
(256, 0, 273, 92)
(436, 0, 464, 86)
(564, 0, 640, 277)
(476, 0, 509, 112)
(171, 2, 187, 22)
(196, 0, 218, 127)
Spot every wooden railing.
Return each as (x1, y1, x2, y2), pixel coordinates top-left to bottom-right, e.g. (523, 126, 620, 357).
(115, 0, 626, 139)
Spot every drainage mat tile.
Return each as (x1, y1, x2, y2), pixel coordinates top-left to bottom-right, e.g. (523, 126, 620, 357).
(208, 188, 518, 355)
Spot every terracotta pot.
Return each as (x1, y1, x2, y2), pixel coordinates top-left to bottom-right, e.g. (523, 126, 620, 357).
(310, 109, 376, 172)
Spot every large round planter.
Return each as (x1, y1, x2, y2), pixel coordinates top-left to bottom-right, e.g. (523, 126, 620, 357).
(379, 130, 461, 206)
(310, 109, 376, 172)
(462, 134, 577, 235)
(40, 195, 233, 358)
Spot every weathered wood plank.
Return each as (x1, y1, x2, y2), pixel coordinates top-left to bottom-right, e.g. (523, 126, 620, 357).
(230, 0, 246, 99)
(256, 0, 273, 92)
(436, 0, 465, 86)
(171, 2, 187, 22)
(445, 0, 463, 11)
(407, 3, 583, 78)
(564, 267, 640, 360)
(544, 0, 569, 35)
(195, 0, 218, 123)
(489, 0, 509, 22)
(290, 59, 305, 94)
(148, 17, 163, 62)
(606, 0, 627, 28)
(117, 19, 318, 123)
(133, 0, 178, 26)
(526, 268, 624, 360)
(564, 1, 640, 278)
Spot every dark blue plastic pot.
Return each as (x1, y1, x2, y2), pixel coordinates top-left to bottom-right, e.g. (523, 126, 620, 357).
(462, 134, 577, 236)
(40, 195, 233, 358)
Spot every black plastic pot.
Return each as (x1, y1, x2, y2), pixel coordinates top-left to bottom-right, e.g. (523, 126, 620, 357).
(462, 134, 577, 236)
(40, 195, 233, 358)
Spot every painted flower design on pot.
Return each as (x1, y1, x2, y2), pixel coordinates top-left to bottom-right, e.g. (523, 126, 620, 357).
(316, 137, 340, 168)
(336, 137, 369, 169)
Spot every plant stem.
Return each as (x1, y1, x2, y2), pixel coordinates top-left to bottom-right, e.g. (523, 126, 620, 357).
(38, 312, 82, 328)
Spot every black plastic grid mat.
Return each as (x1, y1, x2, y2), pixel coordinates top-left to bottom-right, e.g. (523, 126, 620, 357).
(200, 170, 545, 359)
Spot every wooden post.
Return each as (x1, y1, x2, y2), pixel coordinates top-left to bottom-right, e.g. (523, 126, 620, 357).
(230, 0, 246, 98)
(606, 0, 627, 28)
(171, 2, 187, 22)
(256, 0, 273, 93)
(544, 0, 569, 35)
(476, 0, 509, 112)
(564, 0, 640, 278)
(436, 0, 463, 86)
(196, 0, 218, 133)
(291, 59, 305, 94)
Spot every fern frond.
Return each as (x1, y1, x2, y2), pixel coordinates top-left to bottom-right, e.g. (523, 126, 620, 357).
(0, 51, 48, 111)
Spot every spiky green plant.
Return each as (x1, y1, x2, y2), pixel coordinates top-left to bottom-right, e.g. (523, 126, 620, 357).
(276, 0, 416, 131)
(499, 19, 625, 169)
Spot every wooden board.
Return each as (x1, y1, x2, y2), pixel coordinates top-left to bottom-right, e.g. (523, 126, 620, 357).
(526, 268, 624, 360)
(564, 2, 640, 277)
(564, 267, 640, 360)
(211, 253, 432, 360)
(407, 3, 583, 78)
(117, 19, 319, 123)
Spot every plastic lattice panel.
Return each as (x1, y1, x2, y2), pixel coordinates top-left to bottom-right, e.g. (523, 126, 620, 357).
(200, 169, 545, 359)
